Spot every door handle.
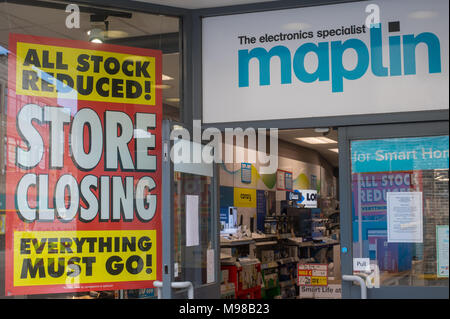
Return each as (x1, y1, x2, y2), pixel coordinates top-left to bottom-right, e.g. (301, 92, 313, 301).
(154, 280, 194, 299)
(342, 275, 367, 299)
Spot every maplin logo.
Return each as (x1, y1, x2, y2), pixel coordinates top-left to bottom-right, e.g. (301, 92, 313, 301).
(238, 22, 442, 92)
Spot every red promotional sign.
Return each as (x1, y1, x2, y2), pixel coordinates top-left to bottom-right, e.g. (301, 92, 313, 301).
(5, 34, 162, 296)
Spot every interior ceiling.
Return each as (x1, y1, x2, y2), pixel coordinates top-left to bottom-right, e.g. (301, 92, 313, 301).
(0, 1, 180, 108)
(278, 128, 339, 167)
(134, 0, 276, 9)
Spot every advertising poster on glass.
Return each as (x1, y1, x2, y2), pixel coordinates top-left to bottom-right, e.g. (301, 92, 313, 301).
(5, 34, 162, 296)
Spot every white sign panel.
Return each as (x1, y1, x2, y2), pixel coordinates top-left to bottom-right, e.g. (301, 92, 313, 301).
(202, 0, 449, 123)
(436, 225, 449, 278)
(353, 258, 371, 272)
(298, 189, 317, 208)
(387, 192, 423, 243)
(186, 195, 200, 246)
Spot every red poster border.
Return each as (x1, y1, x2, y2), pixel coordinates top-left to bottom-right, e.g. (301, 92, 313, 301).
(277, 169, 293, 191)
(5, 33, 163, 296)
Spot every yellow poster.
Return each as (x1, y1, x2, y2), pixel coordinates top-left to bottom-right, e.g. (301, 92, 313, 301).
(16, 42, 156, 105)
(234, 187, 257, 208)
(13, 230, 157, 287)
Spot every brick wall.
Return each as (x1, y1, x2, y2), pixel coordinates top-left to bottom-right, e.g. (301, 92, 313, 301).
(422, 169, 449, 281)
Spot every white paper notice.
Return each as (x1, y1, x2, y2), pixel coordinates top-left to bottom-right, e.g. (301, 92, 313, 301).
(387, 192, 423, 243)
(186, 195, 199, 247)
(436, 225, 449, 278)
(207, 249, 215, 283)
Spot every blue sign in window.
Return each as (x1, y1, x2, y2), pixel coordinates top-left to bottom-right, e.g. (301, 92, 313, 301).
(351, 136, 449, 173)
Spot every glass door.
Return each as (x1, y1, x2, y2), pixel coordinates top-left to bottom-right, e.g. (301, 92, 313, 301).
(339, 122, 449, 299)
(161, 120, 220, 299)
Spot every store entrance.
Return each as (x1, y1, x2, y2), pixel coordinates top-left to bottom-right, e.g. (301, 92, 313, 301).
(219, 128, 341, 299)
(339, 122, 449, 299)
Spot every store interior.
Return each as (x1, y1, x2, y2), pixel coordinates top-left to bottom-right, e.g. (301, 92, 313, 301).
(219, 128, 341, 299)
(0, 0, 181, 120)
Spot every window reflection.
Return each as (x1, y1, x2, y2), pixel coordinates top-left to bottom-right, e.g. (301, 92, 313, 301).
(0, 0, 180, 299)
(351, 136, 449, 287)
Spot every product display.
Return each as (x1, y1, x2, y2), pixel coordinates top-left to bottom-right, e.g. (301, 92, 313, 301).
(220, 188, 341, 299)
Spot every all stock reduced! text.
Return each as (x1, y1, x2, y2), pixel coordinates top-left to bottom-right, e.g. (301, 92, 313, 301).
(15, 41, 156, 105)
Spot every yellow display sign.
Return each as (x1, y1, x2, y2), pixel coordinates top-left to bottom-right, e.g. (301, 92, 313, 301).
(13, 230, 157, 287)
(16, 42, 156, 105)
(234, 187, 257, 208)
(311, 276, 328, 286)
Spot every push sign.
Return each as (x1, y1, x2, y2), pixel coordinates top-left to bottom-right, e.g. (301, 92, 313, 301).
(353, 258, 371, 272)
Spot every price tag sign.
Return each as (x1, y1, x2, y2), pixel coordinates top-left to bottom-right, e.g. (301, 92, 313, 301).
(298, 264, 328, 286)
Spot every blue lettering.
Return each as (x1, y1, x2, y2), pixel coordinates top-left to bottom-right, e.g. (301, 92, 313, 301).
(370, 23, 388, 77)
(238, 46, 291, 87)
(403, 32, 441, 75)
(292, 42, 329, 83)
(330, 39, 369, 92)
(389, 36, 402, 76)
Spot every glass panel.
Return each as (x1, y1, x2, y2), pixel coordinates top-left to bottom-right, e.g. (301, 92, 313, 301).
(0, 1, 180, 299)
(173, 138, 215, 287)
(351, 135, 449, 287)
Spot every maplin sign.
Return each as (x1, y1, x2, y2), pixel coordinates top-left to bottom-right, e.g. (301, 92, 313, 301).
(202, 0, 449, 123)
(238, 22, 441, 93)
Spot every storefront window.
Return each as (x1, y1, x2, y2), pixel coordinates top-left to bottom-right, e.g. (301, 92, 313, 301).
(173, 172, 213, 285)
(218, 132, 341, 299)
(0, 1, 181, 299)
(351, 135, 449, 287)
(172, 138, 215, 291)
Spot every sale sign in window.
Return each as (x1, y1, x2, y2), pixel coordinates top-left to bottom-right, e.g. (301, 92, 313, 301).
(5, 34, 162, 296)
(298, 264, 328, 286)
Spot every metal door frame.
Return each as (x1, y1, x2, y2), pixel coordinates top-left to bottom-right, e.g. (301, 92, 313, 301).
(161, 120, 220, 299)
(338, 121, 449, 299)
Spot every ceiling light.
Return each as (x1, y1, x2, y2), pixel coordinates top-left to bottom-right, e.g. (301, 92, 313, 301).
(155, 84, 171, 89)
(166, 98, 180, 103)
(283, 22, 311, 31)
(328, 148, 339, 153)
(296, 137, 337, 144)
(105, 30, 129, 39)
(408, 10, 438, 19)
(314, 127, 330, 133)
(88, 28, 104, 43)
(162, 74, 174, 81)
